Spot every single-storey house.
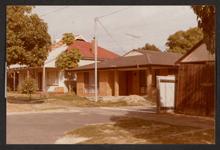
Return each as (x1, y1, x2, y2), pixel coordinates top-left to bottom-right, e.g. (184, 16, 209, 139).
(7, 37, 119, 93)
(67, 49, 182, 97)
(175, 41, 215, 116)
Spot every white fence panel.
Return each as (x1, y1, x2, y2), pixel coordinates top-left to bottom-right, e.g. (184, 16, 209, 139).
(156, 76, 175, 111)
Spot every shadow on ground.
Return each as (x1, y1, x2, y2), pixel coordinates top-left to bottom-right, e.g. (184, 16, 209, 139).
(108, 109, 215, 144)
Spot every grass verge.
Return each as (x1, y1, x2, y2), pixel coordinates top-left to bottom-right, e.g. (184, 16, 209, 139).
(64, 117, 214, 144)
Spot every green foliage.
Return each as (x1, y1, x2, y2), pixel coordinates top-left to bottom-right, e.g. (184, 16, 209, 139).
(55, 48, 81, 70)
(134, 43, 161, 51)
(20, 78, 37, 100)
(143, 43, 161, 51)
(7, 6, 51, 67)
(192, 5, 215, 54)
(166, 27, 203, 54)
(62, 33, 75, 45)
(56, 47, 80, 93)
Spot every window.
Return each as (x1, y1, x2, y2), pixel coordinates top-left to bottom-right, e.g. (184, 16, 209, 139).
(47, 70, 59, 86)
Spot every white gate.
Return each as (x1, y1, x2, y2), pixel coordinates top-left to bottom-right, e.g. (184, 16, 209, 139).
(156, 76, 175, 112)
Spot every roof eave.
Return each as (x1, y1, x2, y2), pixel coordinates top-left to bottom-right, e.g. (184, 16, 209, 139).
(66, 64, 177, 72)
(175, 39, 204, 64)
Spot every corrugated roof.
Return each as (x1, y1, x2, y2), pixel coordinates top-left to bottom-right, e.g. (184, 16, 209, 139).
(9, 45, 68, 69)
(175, 41, 215, 64)
(45, 45, 68, 68)
(136, 50, 182, 65)
(69, 50, 182, 71)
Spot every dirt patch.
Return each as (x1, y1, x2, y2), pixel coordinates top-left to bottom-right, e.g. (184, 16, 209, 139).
(7, 93, 151, 113)
(60, 117, 215, 144)
(55, 135, 90, 144)
(119, 95, 155, 106)
(87, 95, 155, 106)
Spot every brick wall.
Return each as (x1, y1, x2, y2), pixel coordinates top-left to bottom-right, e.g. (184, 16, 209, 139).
(99, 71, 113, 96)
(76, 72, 85, 96)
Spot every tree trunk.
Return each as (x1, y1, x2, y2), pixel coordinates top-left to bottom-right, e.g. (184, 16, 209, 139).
(27, 68, 30, 79)
(68, 80, 72, 94)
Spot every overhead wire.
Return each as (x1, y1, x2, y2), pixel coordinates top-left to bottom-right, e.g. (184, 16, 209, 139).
(38, 6, 70, 41)
(38, 6, 133, 54)
(97, 19, 127, 54)
(39, 6, 69, 17)
(95, 7, 131, 54)
(97, 7, 130, 19)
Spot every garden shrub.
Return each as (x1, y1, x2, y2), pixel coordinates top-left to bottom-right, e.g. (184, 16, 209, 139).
(20, 78, 37, 100)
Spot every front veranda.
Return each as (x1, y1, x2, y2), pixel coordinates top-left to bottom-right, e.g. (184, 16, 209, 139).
(74, 67, 177, 97)
(7, 67, 67, 93)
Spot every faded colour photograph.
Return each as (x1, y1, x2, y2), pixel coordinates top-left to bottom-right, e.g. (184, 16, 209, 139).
(6, 5, 215, 144)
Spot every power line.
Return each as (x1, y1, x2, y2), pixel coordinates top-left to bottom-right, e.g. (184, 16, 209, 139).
(94, 6, 131, 54)
(39, 6, 130, 53)
(97, 19, 127, 54)
(97, 7, 130, 19)
(39, 6, 69, 17)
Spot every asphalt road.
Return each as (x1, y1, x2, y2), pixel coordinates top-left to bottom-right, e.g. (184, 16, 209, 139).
(7, 106, 214, 144)
(7, 107, 154, 144)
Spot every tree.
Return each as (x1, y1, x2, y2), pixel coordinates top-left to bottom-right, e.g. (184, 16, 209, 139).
(134, 43, 161, 51)
(7, 6, 51, 67)
(142, 43, 161, 51)
(62, 33, 75, 45)
(20, 78, 37, 100)
(192, 5, 215, 54)
(166, 27, 203, 54)
(55, 48, 81, 93)
(55, 48, 81, 69)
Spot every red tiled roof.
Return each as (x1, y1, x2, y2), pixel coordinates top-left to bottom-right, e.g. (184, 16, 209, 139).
(67, 40, 119, 60)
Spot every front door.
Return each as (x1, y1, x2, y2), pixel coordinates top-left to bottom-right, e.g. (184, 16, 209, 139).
(38, 72, 42, 91)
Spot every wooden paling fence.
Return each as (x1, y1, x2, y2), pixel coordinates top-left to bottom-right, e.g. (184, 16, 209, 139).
(175, 62, 215, 116)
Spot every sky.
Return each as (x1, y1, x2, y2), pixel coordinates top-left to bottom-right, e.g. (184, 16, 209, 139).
(33, 6, 198, 55)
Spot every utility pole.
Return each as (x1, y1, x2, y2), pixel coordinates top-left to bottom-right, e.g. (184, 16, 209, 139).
(94, 17, 98, 102)
(42, 64, 46, 94)
(93, 7, 128, 102)
(5, 62, 8, 98)
(13, 71, 16, 91)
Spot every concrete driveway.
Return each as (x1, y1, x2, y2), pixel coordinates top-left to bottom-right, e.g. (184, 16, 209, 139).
(7, 106, 155, 144)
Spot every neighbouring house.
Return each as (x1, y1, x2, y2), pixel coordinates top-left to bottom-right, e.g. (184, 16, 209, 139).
(66, 49, 182, 98)
(7, 36, 119, 93)
(175, 41, 215, 117)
